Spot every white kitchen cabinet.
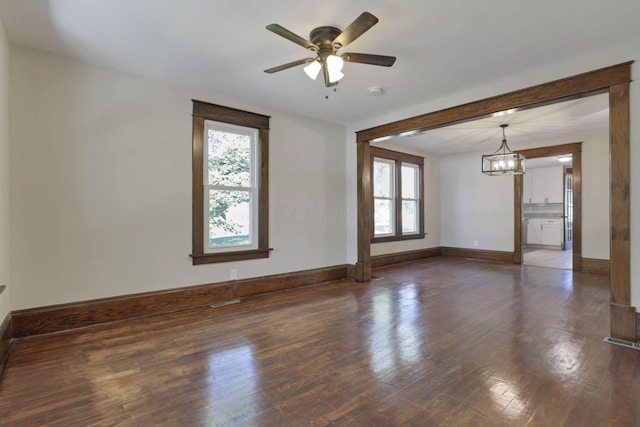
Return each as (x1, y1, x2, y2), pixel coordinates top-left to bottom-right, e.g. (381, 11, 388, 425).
(540, 219, 562, 245)
(527, 218, 562, 246)
(527, 219, 542, 244)
(545, 167, 564, 203)
(529, 167, 563, 204)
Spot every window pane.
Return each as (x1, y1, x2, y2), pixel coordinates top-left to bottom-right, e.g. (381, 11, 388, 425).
(207, 129, 252, 187)
(374, 199, 394, 235)
(208, 189, 252, 247)
(373, 159, 394, 197)
(402, 200, 418, 233)
(401, 164, 417, 199)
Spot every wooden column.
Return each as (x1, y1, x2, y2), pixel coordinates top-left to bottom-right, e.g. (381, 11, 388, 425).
(356, 140, 372, 281)
(572, 150, 583, 272)
(609, 82, 635, 340)
(514, 175, 523, 264)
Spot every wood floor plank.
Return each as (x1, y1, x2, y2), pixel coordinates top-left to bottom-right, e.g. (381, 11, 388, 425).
(1, 256, 639, 426)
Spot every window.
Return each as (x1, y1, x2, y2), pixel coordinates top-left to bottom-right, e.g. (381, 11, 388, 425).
(191, 100, 270, 264)
(371, 147, 424, 243)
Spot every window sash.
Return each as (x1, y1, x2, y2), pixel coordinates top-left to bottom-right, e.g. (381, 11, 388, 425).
(205, 187, 258, 252)
(203, 120, 259, 253)
(400, 162, 419, 235)
(374, 197, 395, 236)
(373, 157, 397, 237)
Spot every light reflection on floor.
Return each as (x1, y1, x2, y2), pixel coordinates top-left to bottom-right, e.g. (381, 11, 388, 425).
(368, 283, 424, 379)
(204, 342, 258, 425)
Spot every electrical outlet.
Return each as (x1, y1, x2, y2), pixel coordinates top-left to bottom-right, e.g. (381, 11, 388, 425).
(230, 269, 238, 280)
(473, 240, 479, 247)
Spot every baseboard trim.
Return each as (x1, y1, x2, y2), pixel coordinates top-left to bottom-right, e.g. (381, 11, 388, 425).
(582, 258, 610, 275)
(0, 313, 13, 377)
(11, 264, 348, 338)
(372, 247, 441, 268)
(440, 247, 514, 263)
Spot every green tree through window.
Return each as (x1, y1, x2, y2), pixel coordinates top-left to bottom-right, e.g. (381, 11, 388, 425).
(207, 129, 251, 243)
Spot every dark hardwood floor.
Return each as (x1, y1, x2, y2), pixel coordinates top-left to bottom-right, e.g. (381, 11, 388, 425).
(1, 256, 639, 426)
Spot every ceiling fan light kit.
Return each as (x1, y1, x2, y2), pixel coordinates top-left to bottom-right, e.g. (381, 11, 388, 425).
(481, 124, 526, 175)
(303, 60, 322, 80)
(264, 12, 396, 87)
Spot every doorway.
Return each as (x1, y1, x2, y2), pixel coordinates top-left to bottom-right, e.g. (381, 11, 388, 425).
(522, 155, 574, 270)
(516, 143, 581, 271)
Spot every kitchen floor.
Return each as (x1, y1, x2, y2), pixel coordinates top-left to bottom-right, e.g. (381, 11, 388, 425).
(524, 247, 572, 270)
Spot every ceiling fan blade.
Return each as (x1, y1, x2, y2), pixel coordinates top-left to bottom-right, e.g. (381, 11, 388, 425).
(341, 52, 396, 67)
(266, 24, 318, 51)
(332, 12, 378, 49)
(264, 58, 315, 74)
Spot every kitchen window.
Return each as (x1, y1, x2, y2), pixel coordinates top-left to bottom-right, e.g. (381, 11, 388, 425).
(191, 100, 270, 264)
(371, 146, 425, 243)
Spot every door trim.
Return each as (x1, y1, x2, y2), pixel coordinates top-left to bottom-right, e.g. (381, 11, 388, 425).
(514, 143, 582, 271)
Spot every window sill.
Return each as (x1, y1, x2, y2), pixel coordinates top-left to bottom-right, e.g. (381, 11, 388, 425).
(190, 248, 271, 265)
(372, 233, 426, 244)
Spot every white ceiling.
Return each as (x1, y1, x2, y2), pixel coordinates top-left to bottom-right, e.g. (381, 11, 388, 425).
(0, 0, 637, 150)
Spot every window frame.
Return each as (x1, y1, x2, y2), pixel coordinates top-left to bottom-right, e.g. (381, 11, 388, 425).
(191, 100, 270, 265)
(370, 146, 425, 243)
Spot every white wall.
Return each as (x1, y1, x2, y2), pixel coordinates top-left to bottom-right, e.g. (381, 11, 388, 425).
(9, 45, 347, 310)
(346, 42, 640, 307)
(581, 129, 610, 259)
(0, 18, 10, 321)
(440, 151, 514, 251)
(369, 141, 440, 256)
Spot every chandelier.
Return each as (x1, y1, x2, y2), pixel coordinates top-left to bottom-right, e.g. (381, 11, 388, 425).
(482, 124, 526, 175)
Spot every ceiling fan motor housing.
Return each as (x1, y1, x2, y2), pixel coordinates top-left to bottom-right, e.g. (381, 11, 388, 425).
(310, 26, 342, 55)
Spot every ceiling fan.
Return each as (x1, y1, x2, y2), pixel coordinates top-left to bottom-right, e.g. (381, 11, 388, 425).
(264, 12, 396, 87)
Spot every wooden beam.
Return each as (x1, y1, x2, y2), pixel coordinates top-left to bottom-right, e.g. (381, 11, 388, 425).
(356, 62, 631, 143)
